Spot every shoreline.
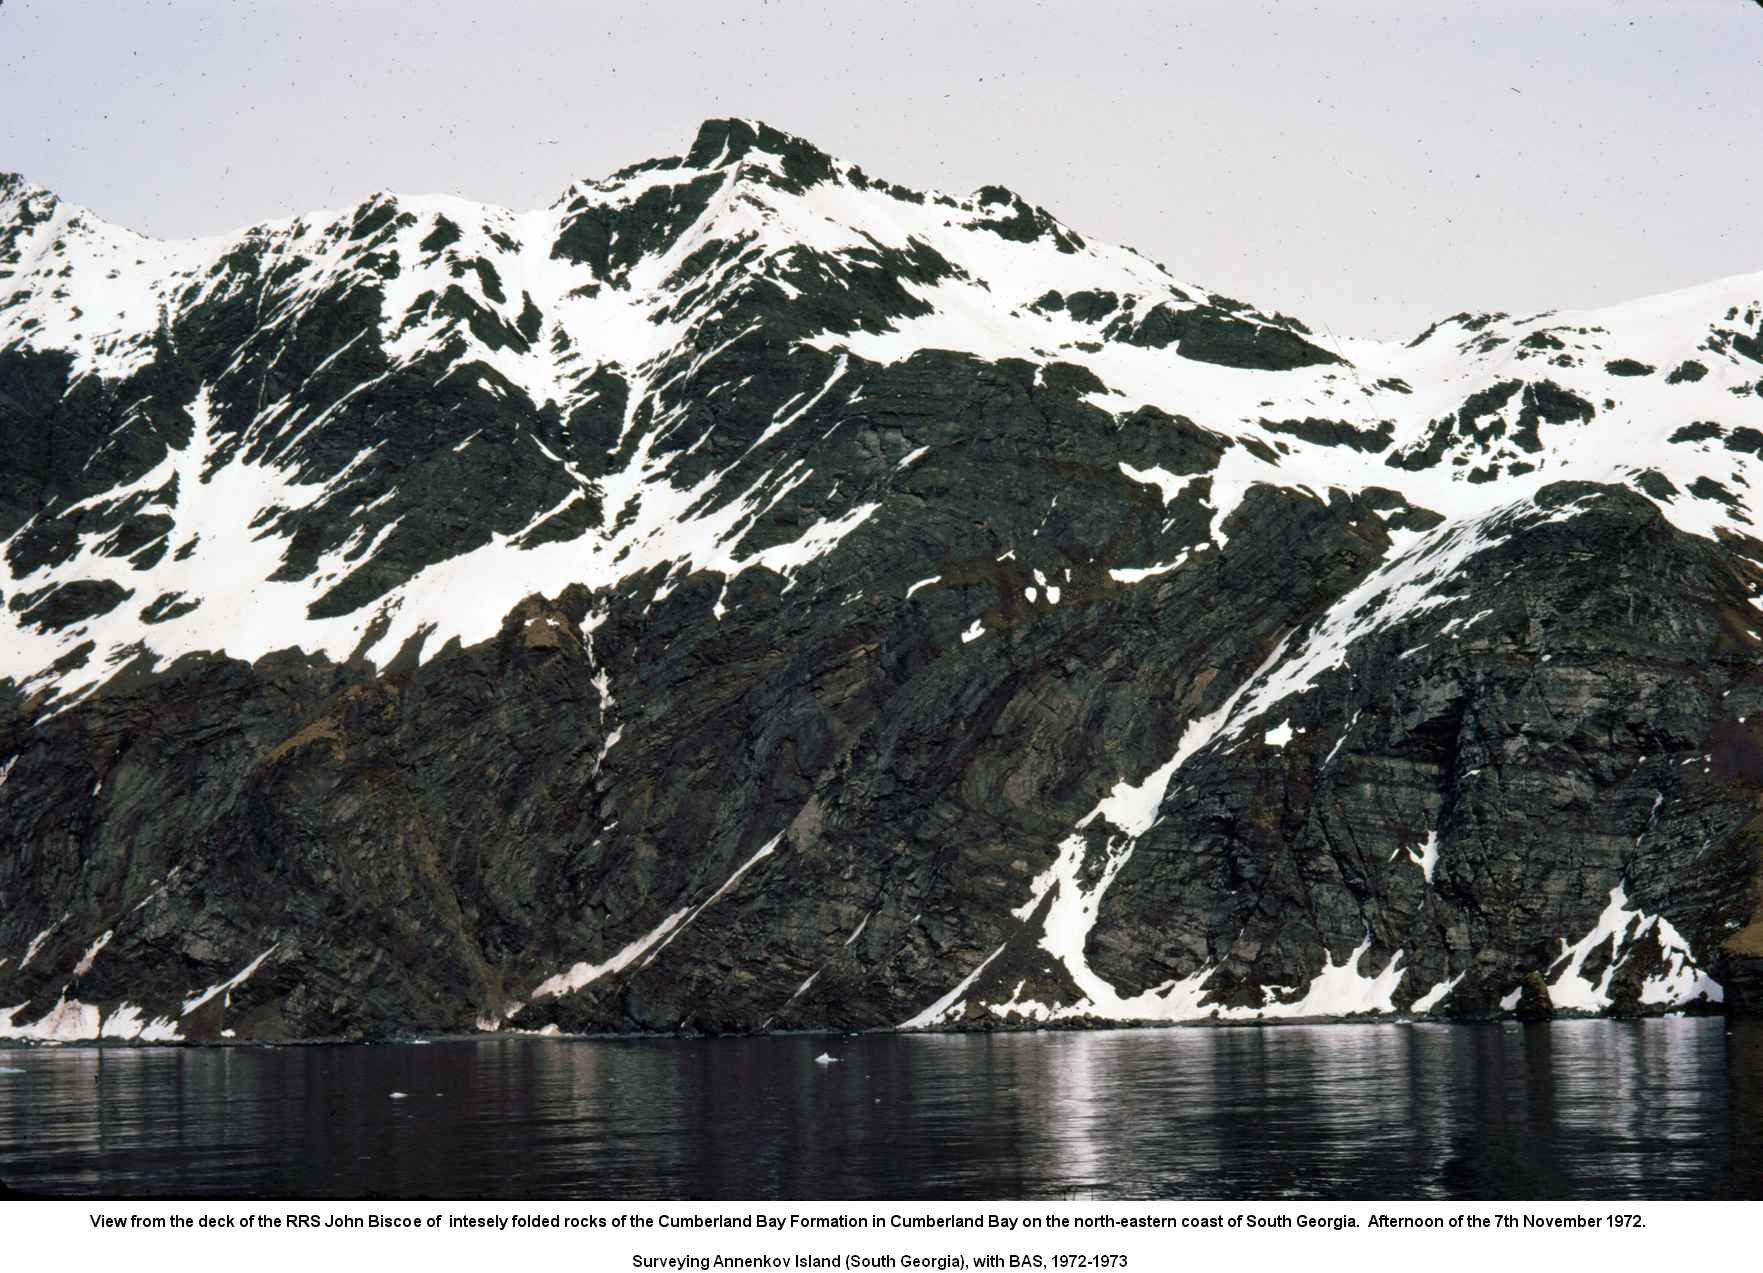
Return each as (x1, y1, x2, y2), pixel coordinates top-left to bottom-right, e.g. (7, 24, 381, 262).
(0, 1001, 1732, 1051)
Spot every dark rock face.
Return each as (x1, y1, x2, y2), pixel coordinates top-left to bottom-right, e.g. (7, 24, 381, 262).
(1111, 302, 1342, 370)
(1515, 974, 1555, 1023)
(1, 125, 1762, 1042)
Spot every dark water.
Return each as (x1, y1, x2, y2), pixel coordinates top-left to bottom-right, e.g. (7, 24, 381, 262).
(1, 1018, 1758, 1199)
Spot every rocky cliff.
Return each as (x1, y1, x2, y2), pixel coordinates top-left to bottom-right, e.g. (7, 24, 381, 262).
(2, 120, 1760, 1042)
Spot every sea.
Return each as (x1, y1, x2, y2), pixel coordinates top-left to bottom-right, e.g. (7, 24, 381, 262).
(0, 1017, 1757, 1199)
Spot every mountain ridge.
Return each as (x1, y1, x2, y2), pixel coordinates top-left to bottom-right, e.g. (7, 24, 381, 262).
(2, 120, 1761, 1043)
(6, 115, 1761, 353)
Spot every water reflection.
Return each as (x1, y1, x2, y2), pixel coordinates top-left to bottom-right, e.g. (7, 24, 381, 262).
(0, 1019, 1756, 1199)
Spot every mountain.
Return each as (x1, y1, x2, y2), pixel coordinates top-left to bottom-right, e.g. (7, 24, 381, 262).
(1, 119, 1760, 1043)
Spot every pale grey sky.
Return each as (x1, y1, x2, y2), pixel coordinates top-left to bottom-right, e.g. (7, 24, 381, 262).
(3, 0, 1760, 339)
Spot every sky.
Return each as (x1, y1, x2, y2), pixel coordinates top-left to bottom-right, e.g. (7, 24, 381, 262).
(2, 0, 1760, 340)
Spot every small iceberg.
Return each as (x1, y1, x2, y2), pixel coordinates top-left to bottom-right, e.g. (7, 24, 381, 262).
(813, 1053, 840, 1065)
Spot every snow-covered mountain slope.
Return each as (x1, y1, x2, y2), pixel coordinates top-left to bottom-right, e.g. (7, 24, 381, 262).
(2, 121, 1761, 1043)
(4, 129, 1762, 707)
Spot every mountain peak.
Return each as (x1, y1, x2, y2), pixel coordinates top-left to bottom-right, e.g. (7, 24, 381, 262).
(686, 118, 816, 165)
(0, 171, 54, 215)
(0, 172, 61, 253)
(682, 118, 838, 191)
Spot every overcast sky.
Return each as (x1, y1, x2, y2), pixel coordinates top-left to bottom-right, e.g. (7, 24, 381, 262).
(3, 0, 1760, 339)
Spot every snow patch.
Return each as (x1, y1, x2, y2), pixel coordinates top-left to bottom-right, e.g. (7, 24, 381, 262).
(532, 908, 691, 999)
(1408, 831, 1439, 884)
(1547, 885, 1723, 1011)
(1109, 552, 1188, 584)
(182, 944, 279, 1016)
(1118, 462, 1197, 506)
(72, 929, 113, 977)
(527, 826, 791, 1007)
(0, 997, 102, 1042)
(19, 916, 65, 970)
(1410, 973, 1463, 1014)
(898, 941, 1008, 1029)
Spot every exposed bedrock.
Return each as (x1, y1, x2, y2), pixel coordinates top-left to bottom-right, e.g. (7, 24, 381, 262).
(3, 123, 1762, 1039)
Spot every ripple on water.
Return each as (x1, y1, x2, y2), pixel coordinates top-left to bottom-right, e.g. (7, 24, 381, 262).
(0, 1018, 1756, 1199)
